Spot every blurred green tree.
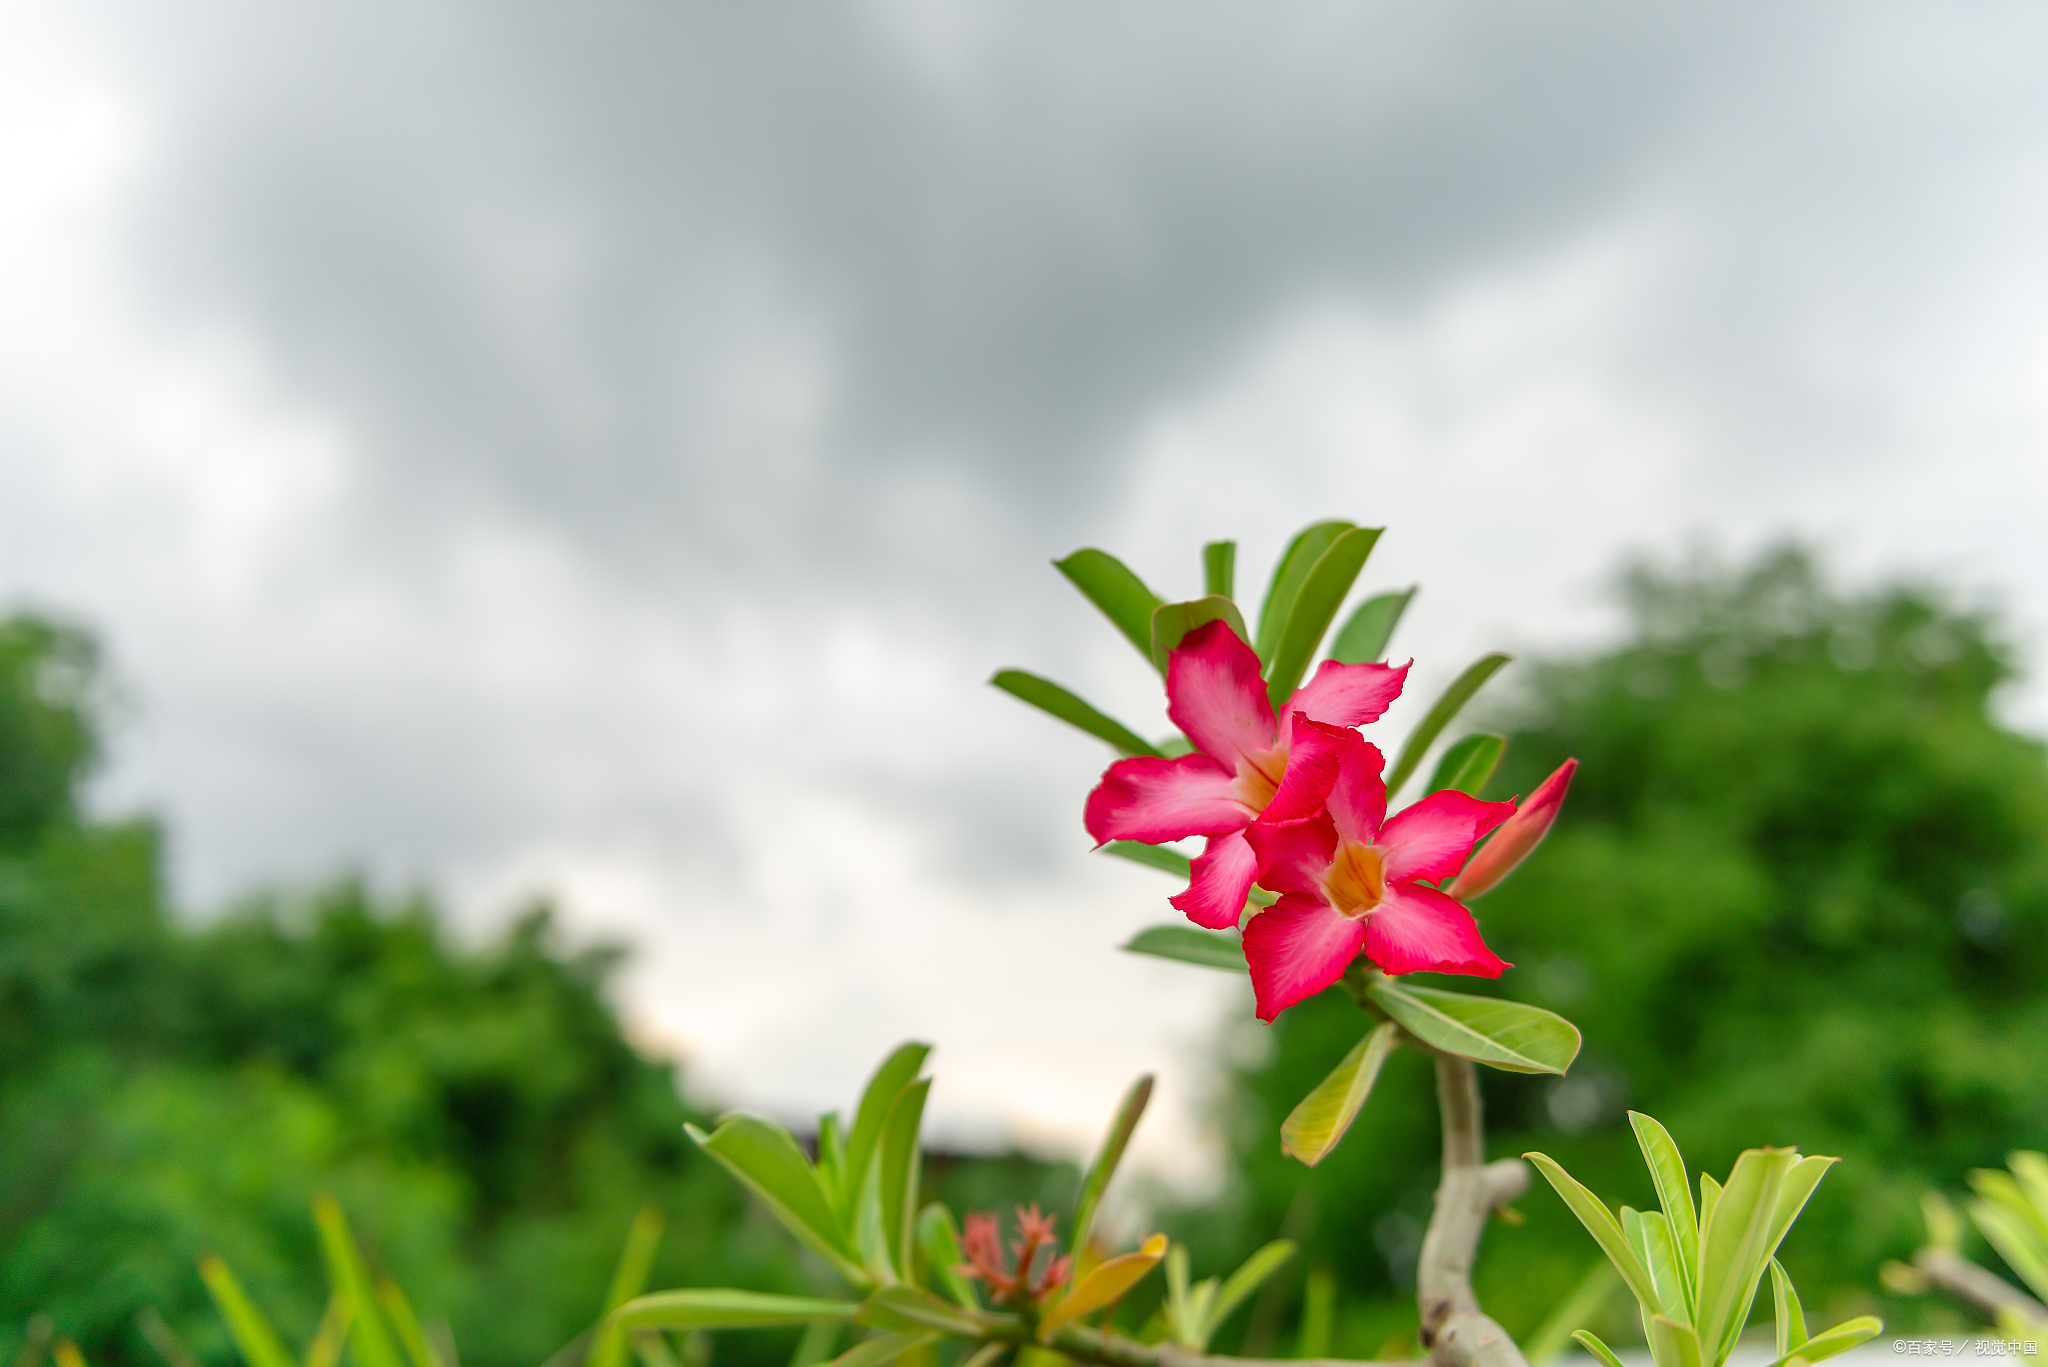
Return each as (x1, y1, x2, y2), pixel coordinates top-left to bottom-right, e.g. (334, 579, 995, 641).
(1181, 547, 2048, 1351)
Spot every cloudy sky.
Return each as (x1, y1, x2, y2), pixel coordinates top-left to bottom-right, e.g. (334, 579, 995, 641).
(4, 0, 2047, 1177)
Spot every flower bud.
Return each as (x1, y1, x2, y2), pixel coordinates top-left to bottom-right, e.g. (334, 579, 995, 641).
(1448, 758, 1577, 900)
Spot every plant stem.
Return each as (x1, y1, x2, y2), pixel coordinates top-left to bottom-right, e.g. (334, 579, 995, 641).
(1415, 1053, 1529, 1367)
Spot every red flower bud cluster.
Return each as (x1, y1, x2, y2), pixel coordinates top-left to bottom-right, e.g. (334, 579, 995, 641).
(958, 1205, 1072, 1307)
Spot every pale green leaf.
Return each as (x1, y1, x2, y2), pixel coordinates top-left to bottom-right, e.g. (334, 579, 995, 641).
(1280, 1021, 1398, 1167)
(1202, 1242, 1296, 1342)
(913, 1206, 977, 1310)
(825, 1335, 937, 1367)
(313, 1198, 405, 1367)
(1423, 734, 1506, 797)
(199, 1256, 297, 1367)
(1383, 653, 1513, 795)
(1572, 1331, 1628, 1367)
(1056, 550, 1166, 668)
(843, 1046, 932, 1214)
(1265, 526, 1383, 705)
(1630, 1112, 1700, 1313)
(1759, 1317, 1882, 1367)
(877, 1080, 931, 1281)
(1523, 1152, 1662, 1312)
(1072, 1074, 1153, 1256)
(1697, 1148, 1798, 1367)
(1329, 589, 1415, 665)
(688, 1117, 863, 1282)
(1770, 1259, 1807, 1359)
(1121, 925, 1244, 972)
(1101, 843, 1190, 878)
(1641, 1213, 1690, 1327)
(610, 1293, 858, 1334)
(855, 1288, 987, 1339)
(589, 1208, 666, 1367)
(1647, 1315, 1703, 1367)
(1524, 1262, 1620, 1367)
(989, 672, 1163, 758)
(1254, 522, 1354, 663)
(375, 1281, 441, 1367)
(1203, 542, 1235, 600)
(1365, 979, 1580, 1075)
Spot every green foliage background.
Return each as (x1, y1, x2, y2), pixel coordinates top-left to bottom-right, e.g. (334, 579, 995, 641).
(1174, 549, 2048, 1353)
(4, 545, 2046, 1366)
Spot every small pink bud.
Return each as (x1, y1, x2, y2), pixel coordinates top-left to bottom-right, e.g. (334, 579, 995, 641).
(1448, 758, 1577, 901)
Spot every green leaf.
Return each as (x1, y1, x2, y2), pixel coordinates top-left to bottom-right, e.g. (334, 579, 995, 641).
(855, 1288, 988, 1339)
(1759, 1317, 1882, 1367)
(877, 1080, 931, 1281)
(1630, 1113, 1700, 1315)
(1765, 1157, 1837, 1265)
(1769, 1259, 1806, 1360)
(989, 672, 1163, 758)
(1101, 842, 1190, 878)
(1365, 979, 1580, 1075)
(843, 1045, 933, 1214)
(1523, 1153, 1662, 1312)
(199, 1257, 297, 1367)
(1151, 597, 1251, 673)
(789, 1322, 840, 1367)
(1203, 542, 1235, 600)
(1121, 925, 1244, 972)
(629, 1333, 679, 1367)
(1328, 589, 1415, 665)
(1072, 1074, 1153, 1256)
(1572, 1331, 1628, 1367)
(1264, 526, 1383, 705)
(374, 1282, 441, 1367)
(1423, 734, 1507, 797)
(1383, 653, 1512, 795)
(1280, 1021, 1399, 1167)
(610, 1293, 859, 1334)
(913, 1206, 977, 1310)
(589, 1208, 666, 1367)
(2010, 1151, 2048, 1221)
(1696, 1148, 1799, 1367)
(1647, 1315, 1703, 1367)
(1968, 1198, 2048, 1301)
(824, 1334, 938, 1367)
(1254, 522, 1354, 662)
(817, 1114, 846, 1204)
(687, 1117, 863, 1283)
(1202, 1242, 1296, 1343)
(1640, 1213, 1690, 1326)
(1056, 550, 1167, 669)
(1700, 1173, 1722, 1238)
(304, 1295, 350, 1367)
(1523, 1262, 1620, 1367)
(312, 1197, 405, 1367)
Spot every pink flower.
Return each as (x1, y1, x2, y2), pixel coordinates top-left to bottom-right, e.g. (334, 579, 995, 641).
(1083, 621, 1408, 930)
(1241, 721, 1516, 1022)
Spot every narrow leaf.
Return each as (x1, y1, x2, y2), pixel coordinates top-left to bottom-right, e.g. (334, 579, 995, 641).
(1101, 843, 1191, 878)
(1700, 1174, 1721, 1239)
(1056, 550, 1166, 668)
(1281, 1021, 1399, 1166)
(589, 1208, 666, 1367)
(825, 1335, 937, 1367)
(1630, 1113, 1700, 1312)
(1265, 526, 1383, 705)
(1765, 1157, 1837, 1263)
(990, 672, 1162, 758)
(304, 1296, 350, 1367)
(1038, 1235, 1168, 1338)
(375, 1283, 440, 1367)
(1203, 543, 1235, 600)
(878, 1081, 932, 1281)
(789, 1323, 839, 1367)
(817, 1114, 846, 1205)
(1640, 1213, 1689, 1327)
(629, 1334, 678, 1367)
(1696, 1148, 1797, 1366)
(1572, 1332, 1628, 1367)
(1523, 1152, 1662, 1312)
(1523, 1262, 1620, 1367)
(1770, 1259, 1806, 1359)
(1254, 521, 1354, 662)
(199, 1257, 297, 1367)
(913, 1206, 977, 1310)
(312, 1198, 405, 1367)
(1328, 589, 1415, 665)
(844, 1046, 932, 1214)
(1423, 734, 1507, 798)
(1072, 1075, 1153, 1256)
(610, 1293, 858, 1334)
(688, 1118, 863, 1282)
(1121, 925, 1244, 971)
(1366, 979, 1580, 1075)
(856, 1288, 987, 1339)
(1758, 1317, 1882, 1367)
(1647, 1315, 1703, 1367)
(1202, 1242, 1296, 1342)
(1384, 653, 1512, 795)
(1151, 597, 1252, 673)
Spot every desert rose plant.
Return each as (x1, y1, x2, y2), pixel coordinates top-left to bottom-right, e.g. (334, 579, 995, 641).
(168, 519, 1880, 1367)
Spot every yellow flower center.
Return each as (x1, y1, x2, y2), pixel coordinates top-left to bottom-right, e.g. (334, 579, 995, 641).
(1229, 747, 1289, 814)
(1323, 842, 1386, 919)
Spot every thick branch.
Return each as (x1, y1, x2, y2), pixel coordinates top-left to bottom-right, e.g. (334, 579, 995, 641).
(1913, 1247, 2048, 1325)
(1416, 1053, 1529, 1367)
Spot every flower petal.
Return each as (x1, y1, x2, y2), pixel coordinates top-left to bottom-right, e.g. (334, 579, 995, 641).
(1083, 753, 1247, 844)
(1243, 893, 1367, 1022)
(1448, 758, 1577, 900)
(1170, 830, 1258, 930)
(1363, 883, 1509, 978)
(1375, 791, 1517, 884)
(1320, 730, 1389, 846)
(1277, 658, 1410, 745)
(1260, 714, 1353, 822)
(1244, 811, 1338, 896)
(1166, 620, 1277, 773)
